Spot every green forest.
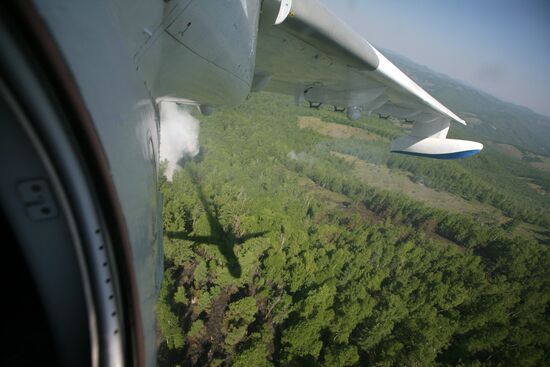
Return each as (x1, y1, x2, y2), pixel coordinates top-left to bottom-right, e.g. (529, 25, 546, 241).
(157, 92, 550, 367)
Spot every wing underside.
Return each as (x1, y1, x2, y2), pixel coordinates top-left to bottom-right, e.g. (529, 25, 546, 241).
(257, 0, 483, 159)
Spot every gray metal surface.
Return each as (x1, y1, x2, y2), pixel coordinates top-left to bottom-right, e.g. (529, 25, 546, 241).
(33, 0, 163, 365)
(0, 82, 92, 367)
(256, 1, 386, 108)
(133, 0, 261, 107)
(0, 18, 132, 365)
(277, 0, 379, 70)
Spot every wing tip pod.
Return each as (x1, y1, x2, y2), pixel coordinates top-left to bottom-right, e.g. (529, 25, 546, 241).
(391, 136, 484, 160)
(391, 149, 482, 160)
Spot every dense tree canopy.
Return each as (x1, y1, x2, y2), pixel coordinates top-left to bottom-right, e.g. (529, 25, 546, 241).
(157, 93, 550, 367)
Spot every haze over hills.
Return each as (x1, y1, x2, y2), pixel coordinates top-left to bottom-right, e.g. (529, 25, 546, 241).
(382, 49, 550, 156)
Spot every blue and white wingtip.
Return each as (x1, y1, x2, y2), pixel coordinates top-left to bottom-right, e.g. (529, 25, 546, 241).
(391, 136, 484, 160)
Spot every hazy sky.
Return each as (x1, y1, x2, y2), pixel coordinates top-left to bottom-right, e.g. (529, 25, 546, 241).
(320, 0, 550, 117)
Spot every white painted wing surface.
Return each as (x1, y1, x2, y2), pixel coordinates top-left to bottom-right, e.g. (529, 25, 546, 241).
(257, 0, 483, 159)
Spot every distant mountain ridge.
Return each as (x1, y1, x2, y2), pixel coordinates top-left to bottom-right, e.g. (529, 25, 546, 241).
(381, 48, 550, 156)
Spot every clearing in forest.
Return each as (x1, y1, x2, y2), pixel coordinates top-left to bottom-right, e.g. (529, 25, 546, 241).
(332, 152, 506, 225)
(491, 143, 523, 160)
(297, 116, 381, 141)
(530, 156, 550, 172)
(491, 142, 550, 172)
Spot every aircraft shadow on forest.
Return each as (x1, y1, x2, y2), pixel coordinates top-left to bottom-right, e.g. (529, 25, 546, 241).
(167, 166, 267, 278)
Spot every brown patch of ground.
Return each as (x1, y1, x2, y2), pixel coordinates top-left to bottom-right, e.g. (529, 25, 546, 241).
(296, 175, 379, 223)
(298, 169, 462, 249)
(515, 223, 550, 245)
(491, 143, 523, 160)
(530, 157, 550, 172)
(519, 177, 548, 195)
(298, 116, 381, 141)
(297, 176, 349, 209)
(199, 286, 237, 365)
(491, 143, 550, 172)
(333, 152, 507, 225)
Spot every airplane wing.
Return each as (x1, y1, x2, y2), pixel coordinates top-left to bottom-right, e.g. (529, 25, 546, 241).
(256, 0, 483, 159)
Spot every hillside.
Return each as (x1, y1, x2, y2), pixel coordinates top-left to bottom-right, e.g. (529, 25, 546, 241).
(382, 49, 550, 157)
(157, 92, 550, 367)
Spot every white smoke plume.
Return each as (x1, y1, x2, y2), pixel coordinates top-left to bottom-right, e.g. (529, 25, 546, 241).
(159, 101, 200, 181)
(287, 150, 308, 161)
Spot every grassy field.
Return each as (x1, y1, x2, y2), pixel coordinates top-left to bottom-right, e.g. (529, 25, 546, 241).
(332, 152, 506, 225)
(491, 143, 523, 160)
(297, 116, 382, 141)
(297, 113, 549, 242)
(531, 156, 550, 172)
(491, 142, 550, 173)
